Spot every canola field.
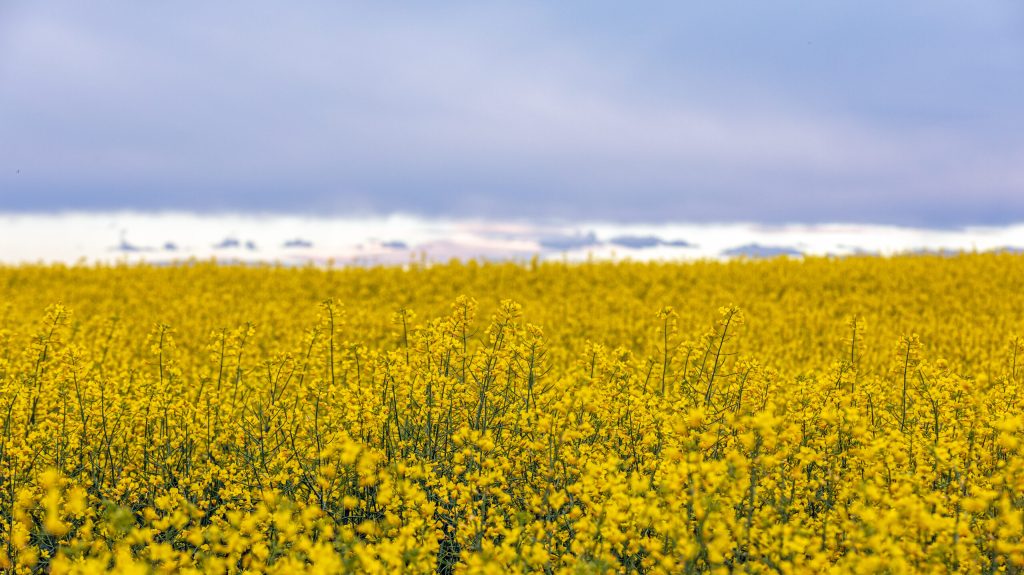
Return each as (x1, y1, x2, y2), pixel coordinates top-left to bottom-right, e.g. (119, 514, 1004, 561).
(2, 254, 1024, 574)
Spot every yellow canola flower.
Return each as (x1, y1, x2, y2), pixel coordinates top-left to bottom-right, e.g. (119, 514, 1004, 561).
(1, 255, 1024, 573)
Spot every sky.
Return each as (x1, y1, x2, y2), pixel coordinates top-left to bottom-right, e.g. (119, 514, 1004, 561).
(5, 212, 1024, 265)
(1, 1, 1024, 226)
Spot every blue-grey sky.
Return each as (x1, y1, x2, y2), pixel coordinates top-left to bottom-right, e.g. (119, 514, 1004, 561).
(1, 1, 1023, 225)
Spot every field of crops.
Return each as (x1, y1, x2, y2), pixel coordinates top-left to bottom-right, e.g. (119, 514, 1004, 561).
(2, 254, 1024, 573)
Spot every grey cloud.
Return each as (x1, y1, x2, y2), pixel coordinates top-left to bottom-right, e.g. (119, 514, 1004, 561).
(1, 2, 1023, 225)
(538, 232, 599, 251)
(720, 244, 803, 258)
(283, 238, 314, 249)
(213, 238, 241, 249)
(609, 236, 694, 249)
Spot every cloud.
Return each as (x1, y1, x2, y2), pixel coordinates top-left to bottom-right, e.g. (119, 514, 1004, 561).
(1, 2, 1023, 224)
(538, 232, 600, 251)
(609, 236, 694, 249)
(3, 212, 1024, 265)
(720, 244, 803, 259)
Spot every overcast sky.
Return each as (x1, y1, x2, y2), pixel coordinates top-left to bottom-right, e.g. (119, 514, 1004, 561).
(1, 1, 1023, 225)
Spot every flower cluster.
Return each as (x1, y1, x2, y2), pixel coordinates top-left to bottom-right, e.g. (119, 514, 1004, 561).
(1, 254, 1024, 573)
